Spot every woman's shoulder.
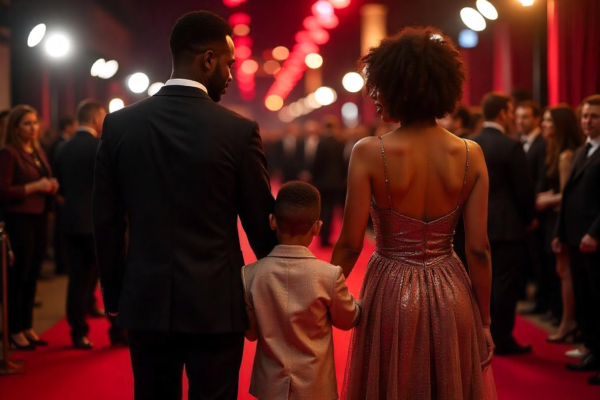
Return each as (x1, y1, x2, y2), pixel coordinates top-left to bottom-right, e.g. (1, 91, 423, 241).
(351, 136, 382, 157)
(559, 148, 574, 160)
(0, 144, 20, 157)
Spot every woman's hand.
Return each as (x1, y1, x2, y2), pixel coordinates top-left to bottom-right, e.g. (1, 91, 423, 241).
(535, 191, 554, 211)
(35, 177, 54, 193)
(481, 326, 495, 368)
(49, 178, 60, 195)
(552, 237, 564, 254)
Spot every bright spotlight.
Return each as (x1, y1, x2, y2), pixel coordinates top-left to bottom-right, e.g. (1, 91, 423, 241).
(460, 8, 487, 32)
(315, 87, 336, 106)
(265, 94, 284, 111)
(519, 0, 534, 6)
(312, 1, 334, 18)
(128, 73, 150, 94)
(99, 60, 119, 79)
(28, 24, 46, 47)
(45, 33, 71, 58)
(342, 102, 359, 120)
(109, 98, 125, 113)
(91, 59, 105, 77)
(148, 82, 164, 96)
(329, 0, 351, 9)
(342, 72, 364, 93)
(241, 59, 259, 74)
(459, 30, 479, 48)
(476, 0, 498, 20)
(305, 53, 323, 69)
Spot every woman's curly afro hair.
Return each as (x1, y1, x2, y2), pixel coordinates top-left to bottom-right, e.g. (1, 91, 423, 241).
(360, 26, 466, 123)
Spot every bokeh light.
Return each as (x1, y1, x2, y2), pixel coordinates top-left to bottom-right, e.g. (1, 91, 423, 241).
(241, 59, 259, 74)
(128, 72, 150, 94)
(460, 8, 487, 32)
(264, 60, 281, 74)
(233, 24, 250, 36)
(476, 0, 498, 20)
(312, 1, 334, 18)
(109, 98, 125, 113)
(315, 87, 337, 106)
(519, 0, 534, 6)
(27, 24, 46, 47)
(342, 72, 364, 93)
(265, 94, 284, 111)
(90, 58, 105, 77)
(235, 46, 252, 59)
(272, 46, 290, 61)
(148, 82, 164, 96)
(223, 0, 247, 7)
(342, 102, 359, 120)
(329, 0, 351, 9)
(98, 60, 119, 79)
(305, 53, 323, 69)
(459, 29, 479, 48)
(316, 14, 339, 29)
(44, 33, 70, 58)
(309, 28, 330, 45)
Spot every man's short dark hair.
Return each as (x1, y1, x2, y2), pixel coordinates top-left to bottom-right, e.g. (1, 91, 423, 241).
(482, 92, 512, 121)
(274, 182, 321, 236)
(516, 100, 542, 118)
(582, 94, 600, 107)
(59, 116, 76, 131)
(453, 106, 471, 128)
(169, 11, 233, 63)
(76, 100, 104, 124)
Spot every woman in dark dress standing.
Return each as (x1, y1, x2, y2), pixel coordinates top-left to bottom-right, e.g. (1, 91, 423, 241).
(0, 105, 59, 350)
(536, 105, 582, 342)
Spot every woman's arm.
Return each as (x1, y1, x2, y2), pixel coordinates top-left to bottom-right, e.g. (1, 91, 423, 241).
(463, 143, 492, 327)
(331, 139, 373, 277)
(558, 150, 574, 193)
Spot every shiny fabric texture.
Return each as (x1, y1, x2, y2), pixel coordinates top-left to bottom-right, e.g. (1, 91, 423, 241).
(342, 138, 497, 400)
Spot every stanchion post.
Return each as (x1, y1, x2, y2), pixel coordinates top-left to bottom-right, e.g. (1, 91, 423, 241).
(0, 221, 25, 375)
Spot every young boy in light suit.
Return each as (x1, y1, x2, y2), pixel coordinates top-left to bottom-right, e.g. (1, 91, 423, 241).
(242, 181, 361, 400)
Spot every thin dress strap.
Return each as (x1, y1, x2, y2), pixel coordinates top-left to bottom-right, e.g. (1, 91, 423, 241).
(378, 136, 393, 208)
(457, 139, 470, 208)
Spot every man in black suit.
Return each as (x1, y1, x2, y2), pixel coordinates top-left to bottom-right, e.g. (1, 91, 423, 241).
(312, 116, 347, 247)
(515, 100, 552, 315)
(473, 92, 536, 355)
(55, 101, 124, 349)
(276, 122, 305, 183)
(93, 11, 277, 400)
(554, 95, 600, 384)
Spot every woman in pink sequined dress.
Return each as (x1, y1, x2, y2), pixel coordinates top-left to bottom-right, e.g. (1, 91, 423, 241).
(332, 27, 497, 400)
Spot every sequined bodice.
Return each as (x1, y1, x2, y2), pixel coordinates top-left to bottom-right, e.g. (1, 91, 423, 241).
(372, 136, 469, 267)
(371, 205, 461, 266)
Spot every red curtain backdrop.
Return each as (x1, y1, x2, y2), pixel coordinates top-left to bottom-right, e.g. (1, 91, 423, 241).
(548, 0, 600, 106)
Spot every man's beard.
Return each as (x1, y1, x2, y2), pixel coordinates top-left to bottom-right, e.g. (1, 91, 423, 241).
(207, 67, 226, 103)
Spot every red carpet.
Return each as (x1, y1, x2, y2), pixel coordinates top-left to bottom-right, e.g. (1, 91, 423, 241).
(1, 214, 598, 399)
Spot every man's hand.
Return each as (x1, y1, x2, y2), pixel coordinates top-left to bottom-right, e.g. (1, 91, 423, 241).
(580, 234, 599, 253)
(552, 237, 564, 254)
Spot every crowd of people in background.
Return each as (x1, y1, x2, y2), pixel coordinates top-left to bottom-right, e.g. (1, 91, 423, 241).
(0, 89, 598, 385)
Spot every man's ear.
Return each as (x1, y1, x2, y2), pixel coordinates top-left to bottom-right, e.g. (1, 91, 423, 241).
(202, 50, 215, 70)
(269, 214, 277, 231)
(312, 220, 323, 237)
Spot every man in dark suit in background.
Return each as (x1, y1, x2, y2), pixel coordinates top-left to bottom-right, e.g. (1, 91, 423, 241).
(515, 100, 551, 316)
(554, 95, 600, 385)
(276, 122, 305, 183)
(473, 92, 536, 355)
(55, 100, 124, 349)
(94, 11, 277, 400)
(312, 116, 347, 247)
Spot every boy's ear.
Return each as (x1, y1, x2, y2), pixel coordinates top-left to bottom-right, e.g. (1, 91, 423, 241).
(312, 220, 323, 237)
(269, 214, 277, 231)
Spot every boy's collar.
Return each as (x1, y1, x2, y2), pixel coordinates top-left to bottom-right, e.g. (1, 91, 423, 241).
(267, 245, 317, 259)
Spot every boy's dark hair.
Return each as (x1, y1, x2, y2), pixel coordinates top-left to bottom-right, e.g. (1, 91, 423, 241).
(169, 11, 233, 64)
(482, 92, 512, 121)
(274, 182, 321, 236)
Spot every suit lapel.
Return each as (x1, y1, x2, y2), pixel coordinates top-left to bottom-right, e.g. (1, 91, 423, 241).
(572, 145, 600, 181)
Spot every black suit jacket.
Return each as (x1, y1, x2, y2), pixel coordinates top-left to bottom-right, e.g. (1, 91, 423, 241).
(525, 133, 547, 194)
(312, 134, 347, 192)
(555, 144, 600, 246)
(275, 136, 305, 182)
(473, 127, 536, 242)
(54, 130, 98, 235)
(93, 85, 278, 333)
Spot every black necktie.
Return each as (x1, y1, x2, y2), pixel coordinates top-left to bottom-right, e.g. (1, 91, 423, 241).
(574, 143, 593, 174)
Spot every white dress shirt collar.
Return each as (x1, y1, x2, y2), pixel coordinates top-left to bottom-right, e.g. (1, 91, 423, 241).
(77, 126, 98, 137)
(482, 121, 506, 134)
(522, 128, 541, 152)
(165, 79, 208, 94)
(586, 136, 600, 157)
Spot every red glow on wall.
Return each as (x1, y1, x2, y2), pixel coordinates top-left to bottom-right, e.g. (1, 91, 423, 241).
(228, 13, 251, 26)
(223, 0, 247, 8)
